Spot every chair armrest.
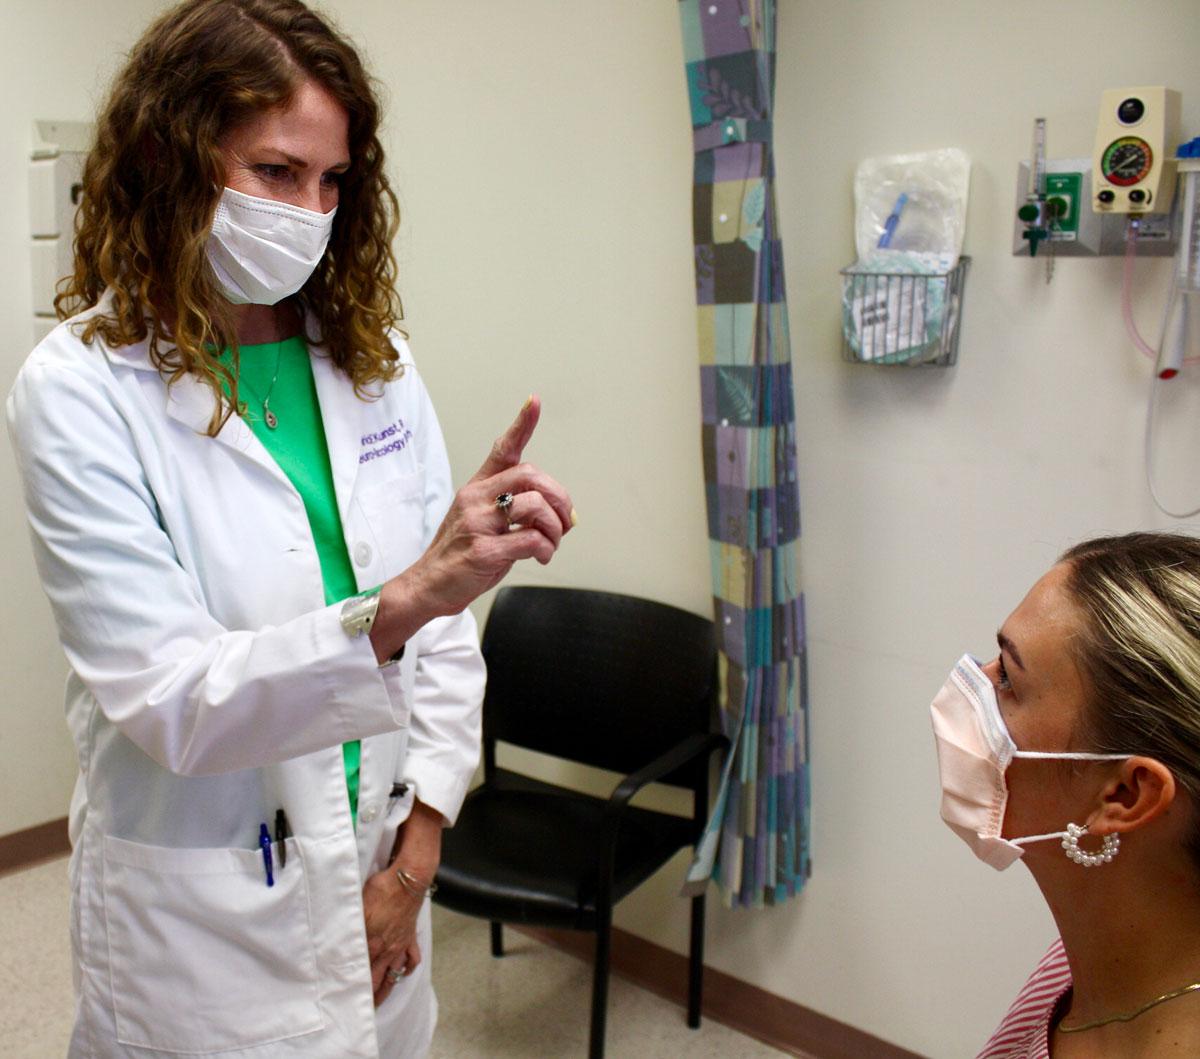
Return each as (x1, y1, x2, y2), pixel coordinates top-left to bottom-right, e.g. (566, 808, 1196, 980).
(589, 731, 727, 909)
(604, 731, 728, 822)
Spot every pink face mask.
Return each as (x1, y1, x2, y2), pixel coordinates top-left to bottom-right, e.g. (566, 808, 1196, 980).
(930, 655, 1128, 870)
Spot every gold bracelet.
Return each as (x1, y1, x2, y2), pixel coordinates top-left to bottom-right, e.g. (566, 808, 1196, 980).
(395, 867, 437, 898)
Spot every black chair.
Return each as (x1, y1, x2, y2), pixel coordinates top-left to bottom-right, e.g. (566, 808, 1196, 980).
(434, 585, 727, 1059)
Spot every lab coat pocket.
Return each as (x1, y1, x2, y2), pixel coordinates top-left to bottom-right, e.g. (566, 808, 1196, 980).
(102, 834, 325, 1054)
(356, 470, 427, 576)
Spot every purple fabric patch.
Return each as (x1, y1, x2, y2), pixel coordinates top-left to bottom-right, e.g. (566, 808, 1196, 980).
(712, 141, 765, 182)
(715, 597, 747, 664)
(757, 238, 786, 304)
(712, 424, 747, 486)
(694, 244, 716, 304)
(699, 366, 718, 420)
(708, 483, 751, 546)
(699, 3, 752, 59)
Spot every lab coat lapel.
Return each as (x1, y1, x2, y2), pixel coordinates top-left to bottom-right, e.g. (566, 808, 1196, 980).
(99, 317, 300, 489)
(164, 369, 290, 484)
(309, 346, 360, 524)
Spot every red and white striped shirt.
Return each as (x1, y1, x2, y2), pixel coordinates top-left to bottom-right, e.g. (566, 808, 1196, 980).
(977, 938, 1072, 1059)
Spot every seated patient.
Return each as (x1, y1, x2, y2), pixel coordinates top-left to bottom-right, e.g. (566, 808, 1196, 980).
(931, 532, 1200, 1058)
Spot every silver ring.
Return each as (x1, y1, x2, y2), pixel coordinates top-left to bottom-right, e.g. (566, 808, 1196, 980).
(494, 492, 514, 518)
(386, 967, 402, 984)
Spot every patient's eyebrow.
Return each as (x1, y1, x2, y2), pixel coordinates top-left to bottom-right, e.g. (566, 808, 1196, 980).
(997, 630, 1025, 671)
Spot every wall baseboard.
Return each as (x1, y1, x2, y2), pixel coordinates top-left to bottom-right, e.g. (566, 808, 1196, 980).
(513, 923, 926, 1059)
(0, 816, 70, 877)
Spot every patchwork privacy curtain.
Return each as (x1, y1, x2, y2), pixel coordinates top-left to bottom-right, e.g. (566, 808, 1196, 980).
(678, 0, 810, 907)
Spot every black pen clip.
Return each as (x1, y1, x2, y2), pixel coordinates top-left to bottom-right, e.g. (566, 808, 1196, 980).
(274, 809, 290, 869)
(390, 782, 409, 799)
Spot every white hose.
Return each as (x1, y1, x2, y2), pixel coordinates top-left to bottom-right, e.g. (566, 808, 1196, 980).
(1144, 370, 1200, 519)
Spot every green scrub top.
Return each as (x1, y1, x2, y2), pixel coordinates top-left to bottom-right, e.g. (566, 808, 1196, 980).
(218, 336, 362, 825)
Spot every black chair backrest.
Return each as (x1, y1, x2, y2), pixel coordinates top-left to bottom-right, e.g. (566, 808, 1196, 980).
(480, 586, 717, 782)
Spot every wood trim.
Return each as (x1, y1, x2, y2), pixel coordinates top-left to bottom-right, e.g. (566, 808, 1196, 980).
(513, 923, 925, 1059)
(0, 817, 70, 877)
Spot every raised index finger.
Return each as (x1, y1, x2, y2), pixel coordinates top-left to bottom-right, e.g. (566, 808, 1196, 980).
(472, 395, 540, 482)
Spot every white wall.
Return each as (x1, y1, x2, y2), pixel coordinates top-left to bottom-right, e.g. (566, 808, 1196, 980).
(5, 2, 1200, 1057)
(0, 1, 168, 836)
(764, 10, 1199, 1052)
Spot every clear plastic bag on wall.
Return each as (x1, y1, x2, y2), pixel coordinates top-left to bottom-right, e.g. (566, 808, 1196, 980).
(854, 148, 971, 263)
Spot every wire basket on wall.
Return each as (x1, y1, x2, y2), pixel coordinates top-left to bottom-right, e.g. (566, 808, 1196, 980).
(839, 256, 970, 367)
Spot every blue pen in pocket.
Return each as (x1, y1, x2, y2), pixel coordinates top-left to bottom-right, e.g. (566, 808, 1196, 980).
(259, 823, 274, 887)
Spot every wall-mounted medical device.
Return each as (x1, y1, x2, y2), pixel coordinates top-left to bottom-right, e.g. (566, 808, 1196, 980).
(1092, 87, 1180, 214)
(29, 120, 92, 345)
(1009, 89, 1200, 519)
(1012, 154, 1174, 259)
(1010, 88, 1200, 519)
(1013, 94, 1178, 261)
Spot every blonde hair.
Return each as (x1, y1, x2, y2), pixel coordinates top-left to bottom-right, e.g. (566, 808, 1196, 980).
(57, 0, 403, 435)
(1060, 533, 1200, 849)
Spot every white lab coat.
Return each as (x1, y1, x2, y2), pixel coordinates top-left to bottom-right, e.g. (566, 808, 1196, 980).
(6, 296, 484, 1059)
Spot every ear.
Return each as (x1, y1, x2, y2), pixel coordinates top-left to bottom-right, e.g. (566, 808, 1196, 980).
(1088, 756, 1176, 835)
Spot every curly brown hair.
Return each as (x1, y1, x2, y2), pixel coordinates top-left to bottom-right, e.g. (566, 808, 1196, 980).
(57, 0, 403, 434)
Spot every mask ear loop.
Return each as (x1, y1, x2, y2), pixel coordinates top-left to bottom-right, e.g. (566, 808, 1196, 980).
(1008, 829, 1071, 847)
(1004, 750, 1130, 851)
(1006, 822, 1119, 857)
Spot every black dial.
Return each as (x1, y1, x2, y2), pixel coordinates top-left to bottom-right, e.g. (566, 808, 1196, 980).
(1101, 137, 1153, 187)
(1117, 97, 1145, 125)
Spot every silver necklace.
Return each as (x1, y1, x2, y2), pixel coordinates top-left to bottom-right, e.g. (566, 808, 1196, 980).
(261, 352, 280, 429)
(241, 342, 283, 430)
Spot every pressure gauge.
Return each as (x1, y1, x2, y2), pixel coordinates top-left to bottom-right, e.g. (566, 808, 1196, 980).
(1092, 87, 1179, 214)
(1101, 136, 1153, 187)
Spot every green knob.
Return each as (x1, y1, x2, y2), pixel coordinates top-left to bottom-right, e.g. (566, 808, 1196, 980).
(1047, 197, 1068, 219)
(1022, 228, 1047, 257)
(1017, 202, 1040, 223)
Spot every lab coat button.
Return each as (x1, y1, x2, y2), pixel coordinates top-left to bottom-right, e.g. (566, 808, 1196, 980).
(353, 541, 373, 567)
(360, 804, 379, 823)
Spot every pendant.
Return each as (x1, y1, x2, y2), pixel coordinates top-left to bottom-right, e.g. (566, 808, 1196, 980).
(264, 403, 278, 430)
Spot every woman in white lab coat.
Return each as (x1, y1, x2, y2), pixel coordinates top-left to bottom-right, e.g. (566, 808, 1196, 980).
(6, 2, 573, 1056)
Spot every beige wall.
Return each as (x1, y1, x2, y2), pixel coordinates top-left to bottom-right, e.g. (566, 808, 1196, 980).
(4, 2, 1200, 1057)
(0, 0, 169, 836)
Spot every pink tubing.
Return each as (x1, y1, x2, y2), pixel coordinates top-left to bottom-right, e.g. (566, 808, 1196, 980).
(1122, 222, 1159, 360)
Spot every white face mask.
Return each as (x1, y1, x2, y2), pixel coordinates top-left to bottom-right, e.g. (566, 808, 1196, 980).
(205, 186, 336, 306)
(930, 654, 1128, 870)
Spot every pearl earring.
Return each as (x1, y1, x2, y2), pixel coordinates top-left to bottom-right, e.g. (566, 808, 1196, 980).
(1062, 822, 1120, 867)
